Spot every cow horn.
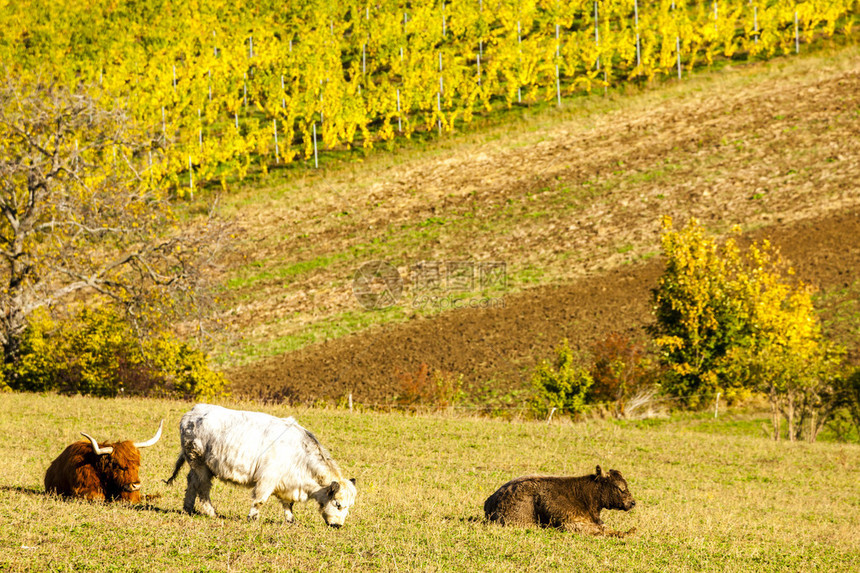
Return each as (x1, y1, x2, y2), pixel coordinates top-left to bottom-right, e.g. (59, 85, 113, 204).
(81, 433, 114, 456)
(134, 419, 164, 449)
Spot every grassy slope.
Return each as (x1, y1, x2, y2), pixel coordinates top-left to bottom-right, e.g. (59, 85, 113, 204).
(210, 40, 860, 370)
(1, 393, 857, 571)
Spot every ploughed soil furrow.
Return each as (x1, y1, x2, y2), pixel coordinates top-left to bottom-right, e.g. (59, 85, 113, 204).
(230, 208, 860, 404)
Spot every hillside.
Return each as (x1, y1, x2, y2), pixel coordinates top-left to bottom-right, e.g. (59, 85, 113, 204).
(219, 44, 860, 403)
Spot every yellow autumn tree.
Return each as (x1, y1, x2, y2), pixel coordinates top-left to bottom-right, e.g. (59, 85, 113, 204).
(652, 217, 843, 441)
(721, 240, 844, 442)
(650, 216, 746, 406)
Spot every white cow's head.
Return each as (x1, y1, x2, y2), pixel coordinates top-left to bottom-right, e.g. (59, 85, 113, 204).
(317, 478, 357, 527)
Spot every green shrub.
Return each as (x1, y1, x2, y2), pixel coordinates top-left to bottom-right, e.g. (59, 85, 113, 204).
(4, 307, 226, 399)
(530, 339, 593, 418)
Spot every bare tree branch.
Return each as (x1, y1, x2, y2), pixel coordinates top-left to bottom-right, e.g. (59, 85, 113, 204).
(0, 77, 222, 367)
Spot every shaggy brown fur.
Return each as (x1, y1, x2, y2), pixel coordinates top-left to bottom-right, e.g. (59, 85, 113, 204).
(484, 466, 637, 537)
(44, 440, 144, 502)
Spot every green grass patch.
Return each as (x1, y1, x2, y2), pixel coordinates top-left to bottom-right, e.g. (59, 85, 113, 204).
(225, 253, 350, 290)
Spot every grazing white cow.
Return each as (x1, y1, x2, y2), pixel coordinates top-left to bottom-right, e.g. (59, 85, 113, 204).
(165, 404, 357, 527)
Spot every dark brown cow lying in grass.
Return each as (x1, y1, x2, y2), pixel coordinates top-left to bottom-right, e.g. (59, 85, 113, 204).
(44, 421, 163, 503)
(484, 465, 637, 537)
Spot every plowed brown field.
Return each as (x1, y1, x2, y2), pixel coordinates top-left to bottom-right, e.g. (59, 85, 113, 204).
(225, 47, 860, 404)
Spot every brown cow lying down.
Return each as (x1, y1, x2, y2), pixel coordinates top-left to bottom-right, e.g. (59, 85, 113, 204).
(44, 421, 163, 503)
(484, 465, 637, 537)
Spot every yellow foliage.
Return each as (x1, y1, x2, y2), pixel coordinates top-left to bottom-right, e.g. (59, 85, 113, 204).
(5, 307, 226, 400)
(0, 0, 852, 188)
(652, 217, 827, 406)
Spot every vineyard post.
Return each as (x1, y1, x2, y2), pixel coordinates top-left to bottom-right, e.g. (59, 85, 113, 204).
(437, 92, 442, 135)
(714, 392, 721, 418)
(243, 73, 247, 107)
(235, 111, 239, 131)
(273, 119, 280, 163)
(555, 20, 562, 105)
(312, 122, 318, 168)
(396, 89, 402, 132)
(714, 1, 718, 32)
(477, 52, 481, 86)
(555, 64, 561, 107)
(208, 69, 212, 101)
(634, 0, 641, 71)
(753, 4, 759, 45)
(594, 1, 600, 71)
(794, 10, 799, 53)
(198, 109, 202, 150)
(517, 20, 522, 103)
(442, 2, 447, 38)
(676, 37, 682, 79)
(188, 155, 194, 199)
(249, 35, 254, 59)
(439, 52, 443, 95)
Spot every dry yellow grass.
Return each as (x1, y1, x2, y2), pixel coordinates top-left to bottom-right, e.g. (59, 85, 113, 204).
(1, 393, 858, 571)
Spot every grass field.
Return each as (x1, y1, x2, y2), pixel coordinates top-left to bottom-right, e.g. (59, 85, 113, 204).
(1, 393, 857, 571)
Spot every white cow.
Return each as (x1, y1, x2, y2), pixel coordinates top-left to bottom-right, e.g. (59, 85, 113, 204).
(165, 404, 357, 527)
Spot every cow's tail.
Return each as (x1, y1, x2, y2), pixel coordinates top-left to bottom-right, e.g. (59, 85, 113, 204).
(163, 453, 186, 485)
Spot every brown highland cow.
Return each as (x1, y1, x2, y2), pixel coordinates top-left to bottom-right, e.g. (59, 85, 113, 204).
(44, 421, 163, 502)
(484, 465, 637, 537)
